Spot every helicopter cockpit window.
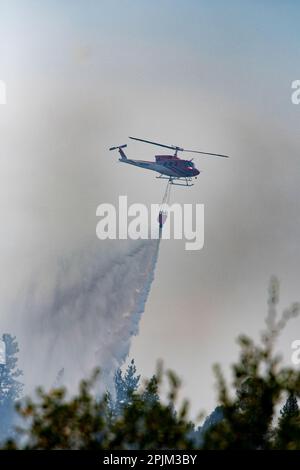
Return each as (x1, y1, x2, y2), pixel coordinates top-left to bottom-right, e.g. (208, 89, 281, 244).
(183, 161, 194, 167)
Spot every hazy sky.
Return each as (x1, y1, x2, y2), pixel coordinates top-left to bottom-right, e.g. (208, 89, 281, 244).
(1, 0, 300, 419)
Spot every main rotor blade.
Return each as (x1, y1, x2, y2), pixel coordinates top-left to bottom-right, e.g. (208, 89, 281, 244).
(129, 136, 182, 151)
(183, 149, 230, 158)
(129, 136, 229, 158)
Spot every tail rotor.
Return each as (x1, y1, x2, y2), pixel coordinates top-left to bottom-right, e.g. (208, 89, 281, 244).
(109, 144, 128, 160)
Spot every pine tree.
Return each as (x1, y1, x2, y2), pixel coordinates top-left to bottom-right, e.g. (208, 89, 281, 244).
(275, 394, 300, 449)
(280, 394, 299, 420)
(195, 406, 224, 447)
(112, 359, 140, 416)
(0, 334, 24, 441)
(141, 375, 159, 406)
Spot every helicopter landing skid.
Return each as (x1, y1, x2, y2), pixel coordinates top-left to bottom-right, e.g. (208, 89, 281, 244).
(156, 175, 194, 187)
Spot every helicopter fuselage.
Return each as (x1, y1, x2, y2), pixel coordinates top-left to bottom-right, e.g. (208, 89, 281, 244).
(120, 154, 200, 179)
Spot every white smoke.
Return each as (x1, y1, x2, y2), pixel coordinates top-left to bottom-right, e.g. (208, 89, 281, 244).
(12, 238, 160, 394)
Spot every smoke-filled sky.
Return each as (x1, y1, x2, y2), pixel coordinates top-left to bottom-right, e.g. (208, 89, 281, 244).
(0, 0, 300, 418)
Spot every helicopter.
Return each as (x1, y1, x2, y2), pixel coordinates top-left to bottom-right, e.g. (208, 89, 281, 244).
(109, 136, 229, 186)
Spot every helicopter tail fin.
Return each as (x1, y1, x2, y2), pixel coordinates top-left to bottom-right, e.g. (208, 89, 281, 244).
(109, 144, 127, 160)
